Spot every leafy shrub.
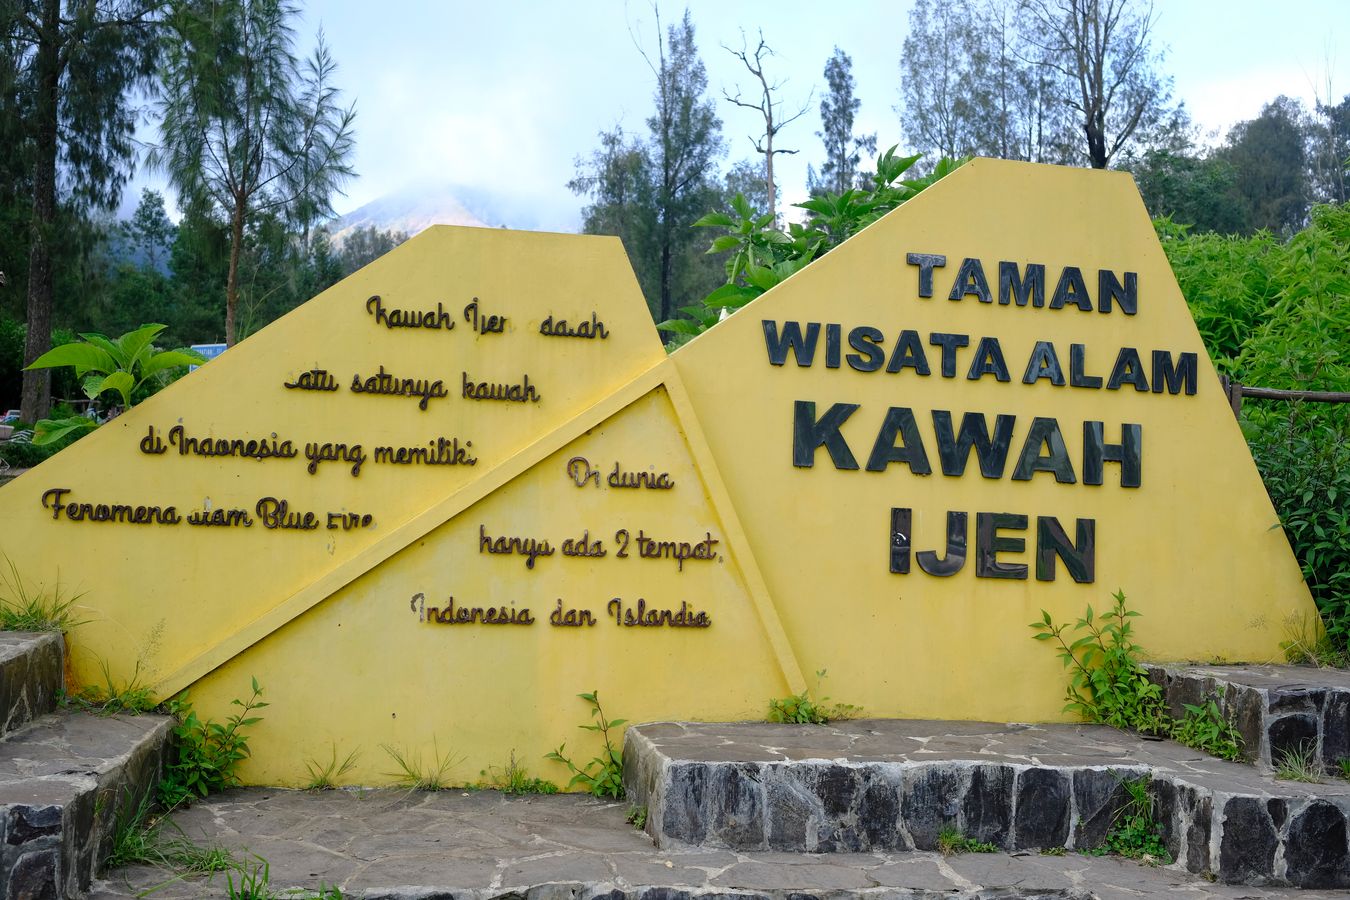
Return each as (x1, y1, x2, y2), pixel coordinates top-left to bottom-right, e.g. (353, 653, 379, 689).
(1030, 591, 1169, 733)
(545, 690, 626, 799)
(662, 150, 963, 344)
(1162, 206, 1350, 655)
(160, 678, 267, 809)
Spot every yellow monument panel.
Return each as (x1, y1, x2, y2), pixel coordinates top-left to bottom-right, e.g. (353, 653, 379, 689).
(674, 158, 1313, 721)
(0, 159, 1316, 785)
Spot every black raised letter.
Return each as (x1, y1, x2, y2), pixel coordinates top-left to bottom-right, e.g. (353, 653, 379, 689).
(793, 401, 859, 470)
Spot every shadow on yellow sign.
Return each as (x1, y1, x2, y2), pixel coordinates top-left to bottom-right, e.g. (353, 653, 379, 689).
(0, 159, 1313, 787)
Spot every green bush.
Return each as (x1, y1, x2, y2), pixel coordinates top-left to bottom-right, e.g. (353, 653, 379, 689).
(1162, 206, 1350, 654)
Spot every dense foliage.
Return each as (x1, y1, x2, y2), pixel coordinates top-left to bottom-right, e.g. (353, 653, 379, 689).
(1161, 206, 1350, 656)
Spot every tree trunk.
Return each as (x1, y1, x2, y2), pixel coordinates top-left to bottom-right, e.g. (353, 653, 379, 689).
(19, 0, 62, 424)
(659, 222, 672, 324)
(225, 197, 245, 345)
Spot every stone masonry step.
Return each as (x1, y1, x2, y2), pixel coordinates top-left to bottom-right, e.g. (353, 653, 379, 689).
(1145, 663, 1350, 771)
(87, 788, 1348, 900)
(0, 711, 172, 899)
(623, 719, 1350, 889)
(0, 632, 62, 740)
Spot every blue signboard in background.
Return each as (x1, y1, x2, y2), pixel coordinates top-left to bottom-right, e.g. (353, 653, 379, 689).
(189, 343, 226, 371)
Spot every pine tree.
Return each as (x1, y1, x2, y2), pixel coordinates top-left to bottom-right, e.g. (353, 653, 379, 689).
(156, 0, 355, 346)
(4, 0, 160, 422)
(809, 47, 876, 195)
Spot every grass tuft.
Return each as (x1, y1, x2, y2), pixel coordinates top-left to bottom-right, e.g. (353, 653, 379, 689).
(381, 739, 459, 791)
(0, 558, 86, 632)
(304, 745, 360, 791)
(478, 750, 557, 795)
(1274, 742, 1324, 783)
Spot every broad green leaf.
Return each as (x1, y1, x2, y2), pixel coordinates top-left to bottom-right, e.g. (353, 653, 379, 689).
(141, 349, 208, 378)
(32, 416, 98, 446)
(116, 323, 168, 369)
(101, 371, 136, 408)
(26, 342, 117, 375)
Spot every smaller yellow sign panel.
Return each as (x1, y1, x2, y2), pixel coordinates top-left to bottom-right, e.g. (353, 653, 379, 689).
(186, 387, 789, 786)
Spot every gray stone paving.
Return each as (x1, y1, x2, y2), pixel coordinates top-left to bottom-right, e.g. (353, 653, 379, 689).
(86, 788, 1349, 899)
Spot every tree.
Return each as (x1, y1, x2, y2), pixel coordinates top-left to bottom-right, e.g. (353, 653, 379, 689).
(1021, 0, 1177, 169)
(569, 126, 659, 308)
(156, 0, 356, 346)
(571, 8, 724, 325)
(3, 0, 161, 423)
(642, 8, 724, 324)
(1217, 96, 1310, 234)
(809, 47, 876, 194)
(123, 188, 175, 270)
(721, 30, 809, 220)
(1125, 147, 1245, 233)
(898, 0, 981, 159)
(1310, 94, 1350, 205)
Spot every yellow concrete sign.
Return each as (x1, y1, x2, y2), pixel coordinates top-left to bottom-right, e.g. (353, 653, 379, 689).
(0, 159, 1315, 787)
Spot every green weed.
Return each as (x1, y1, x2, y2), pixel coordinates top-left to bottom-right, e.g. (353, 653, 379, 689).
(1031, 591, 1169, 734)
(1335, 757, 1350, 779)
(767, 669, 862, 725)
(1171, 689, 1244, 760)
(1274, 742, 1324, 783)
(0, 558, 85, 632)
(626, 805, 648, 830)
(479, 750, 557, 795)
(1095, 775, 1170, 865)
(160, 678, 268, 809)
(1040, 845, 1067, 856)
(303, 745, 359, 791)
(936, 825, 997, 855)
(381, 739, 459, 791)
(68, 658, 157, 715)
(546, 690, 626, 799)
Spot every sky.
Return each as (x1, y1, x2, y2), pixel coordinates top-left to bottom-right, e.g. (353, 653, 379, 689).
(132, 1, 1346, 231)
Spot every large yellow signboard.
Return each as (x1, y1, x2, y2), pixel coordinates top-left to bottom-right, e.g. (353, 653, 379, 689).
(0, 160, 1314, 787)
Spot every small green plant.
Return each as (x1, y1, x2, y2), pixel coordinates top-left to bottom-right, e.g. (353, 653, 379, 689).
(545, 689, 626, 800)
(159, 678, 268, 809)
(936, 825, 997, 855)
(1040, 845, 1067, 856)
(767, 669, 861, 725)
(1171, 689, 1244, 761)
(227, 855, 272, 900)
(303, 745, 359, 791)
(1096, 775, 1170, 864)
(1335, 757, 1350, 779)
(1274, 742, 1324, 783)
(479, 750, 558, 795)
(223, 853, 344, 900)
(69, 659, 157, 715)
(626, 805, 648, 830)
(1030, 590, 1169, 734)
(0, 558, 86, 632)
(381, 739, 459, 791)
